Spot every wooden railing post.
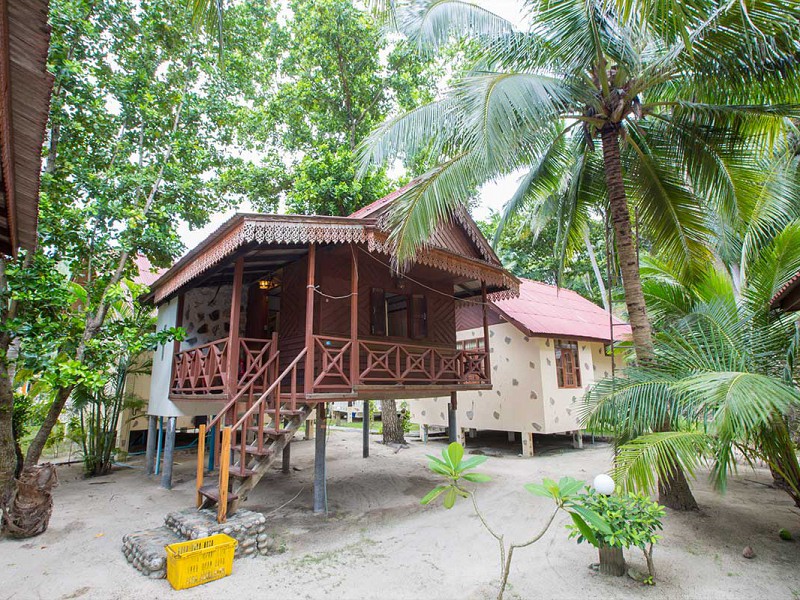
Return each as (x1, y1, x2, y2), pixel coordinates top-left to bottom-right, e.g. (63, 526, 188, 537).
(304, 244, 316, 394)
(196, 424, 206, 507)
(217, 426, 232, 523)
(350, 244, 359, 388)
(481, 281, 491, 385)
(226, 257, 245, 401)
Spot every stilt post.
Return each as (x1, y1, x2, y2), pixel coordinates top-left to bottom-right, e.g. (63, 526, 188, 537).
(145, 415, 158, 475)
(362, 400, 369, 458)
(313, 403, 327, 514)
(218, 427, 232, 523)
(160, 416, 177, 489)
(196, 424, 206, 507)
(448, 392, 458, 444)
(282, 443, 291, 474)
(522, 432, 535, 457)
(155, 416, 164, 475)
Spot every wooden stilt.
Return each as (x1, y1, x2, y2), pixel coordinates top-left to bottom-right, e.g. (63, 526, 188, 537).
(160, 417, 177, 489)
(362, 400, 369, 458)
(145, 415, 158, 475)
(282, 443, 291, 474)
(218, 427, 232, 523)
(305, 416, 314, 440)
(448, 392, 458, 444)
(313, 403, 327, 514)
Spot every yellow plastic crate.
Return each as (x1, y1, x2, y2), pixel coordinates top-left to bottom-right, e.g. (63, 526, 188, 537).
(165, 533, 238, 590)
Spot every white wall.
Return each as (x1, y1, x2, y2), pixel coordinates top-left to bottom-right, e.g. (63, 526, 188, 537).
(411, 324, 611, 436)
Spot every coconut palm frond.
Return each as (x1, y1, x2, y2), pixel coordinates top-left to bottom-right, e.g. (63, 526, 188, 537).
(613, 431, 711, 494)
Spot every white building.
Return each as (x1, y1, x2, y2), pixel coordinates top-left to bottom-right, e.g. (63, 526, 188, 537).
(411, 279, 630, 456)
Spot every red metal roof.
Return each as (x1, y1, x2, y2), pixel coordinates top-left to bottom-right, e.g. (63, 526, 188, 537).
(490, 278, 631, 342)
(133, 254, 165, 287)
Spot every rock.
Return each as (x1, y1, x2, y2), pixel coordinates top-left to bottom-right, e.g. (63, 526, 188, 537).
(743, 546, 755, 559)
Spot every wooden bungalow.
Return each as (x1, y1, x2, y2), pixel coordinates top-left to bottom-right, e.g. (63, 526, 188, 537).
(0, 0, 53, 256)
(143, 197, 518, 521)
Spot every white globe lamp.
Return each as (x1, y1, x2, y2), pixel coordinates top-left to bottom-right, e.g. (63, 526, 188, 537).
(593, 473, 615, 496)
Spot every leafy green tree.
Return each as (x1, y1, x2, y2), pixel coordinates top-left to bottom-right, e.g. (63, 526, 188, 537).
(1, 0, 284, 535)
(359, 0, 800, 508)
(480, 212, 610, 307)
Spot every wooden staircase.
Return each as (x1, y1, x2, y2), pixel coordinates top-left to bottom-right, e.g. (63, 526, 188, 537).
(196, 348, 310, 523)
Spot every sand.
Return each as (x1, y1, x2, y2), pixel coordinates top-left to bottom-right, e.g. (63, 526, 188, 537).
(3, 429, 800, 600)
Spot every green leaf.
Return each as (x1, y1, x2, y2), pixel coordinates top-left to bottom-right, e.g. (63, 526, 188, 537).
(524, 482, 555, 498)
(462, 472, 491, 483)
(421, 485, 448, 505)
(571, 505, 612, 536)
(447, 442, 464, 468)
(569, 512, 598, 547)
(443, 486, 457, 509)
(459, 455, 489, 470)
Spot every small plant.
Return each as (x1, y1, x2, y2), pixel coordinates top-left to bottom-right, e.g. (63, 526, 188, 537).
(567, 490, 665, 583)
(421, 442, 609, 600)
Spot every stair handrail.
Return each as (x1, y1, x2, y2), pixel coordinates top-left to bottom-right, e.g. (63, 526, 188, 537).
(232, 347, 307, 431)
(206, 351, 280, 432)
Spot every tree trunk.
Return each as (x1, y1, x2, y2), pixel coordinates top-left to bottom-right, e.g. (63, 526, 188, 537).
(380, 399, 405, 444)
(600, 126, 653, 364)
(600, 125, 698, 511)
(24, 386, 73, 468)
(598, 544, 626, 576)
(0, 346, 17, 517)
(658, 466, 698, 510)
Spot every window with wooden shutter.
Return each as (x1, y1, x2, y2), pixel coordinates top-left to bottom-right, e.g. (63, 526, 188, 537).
(410, 294, 427, 339)
(370, 288, 386, 336)
(555, 339, 581, 388)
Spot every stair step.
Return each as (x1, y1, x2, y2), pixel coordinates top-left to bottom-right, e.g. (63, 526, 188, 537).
(242, 444, 274, 457)
(247, 426, 291, 435)
(197, 484, 239, 504)
(229, 464, 257, 478)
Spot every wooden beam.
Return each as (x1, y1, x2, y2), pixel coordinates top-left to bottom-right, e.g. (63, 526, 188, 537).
(304, 244, 316, 394)
(226, 257, 244, 403)
(350, 244, 359, 387)
(481, 281, 491, 385)
(217, 427, 231, 523)
(196, 423, 206, 507)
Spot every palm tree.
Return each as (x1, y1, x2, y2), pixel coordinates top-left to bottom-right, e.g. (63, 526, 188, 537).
(583, 216, 800, 507)
(358, 0, 800, 508)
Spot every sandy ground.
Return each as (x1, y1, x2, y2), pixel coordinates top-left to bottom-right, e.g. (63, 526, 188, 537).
(3, 428, 800, 600)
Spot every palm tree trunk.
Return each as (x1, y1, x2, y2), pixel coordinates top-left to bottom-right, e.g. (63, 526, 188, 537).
(600, 125, 697, 511)
(600, 126, 653, 364)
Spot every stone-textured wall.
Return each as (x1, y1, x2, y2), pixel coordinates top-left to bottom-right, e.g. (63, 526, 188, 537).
(411, 323, 612, 436)
(180, 284, 249, 350)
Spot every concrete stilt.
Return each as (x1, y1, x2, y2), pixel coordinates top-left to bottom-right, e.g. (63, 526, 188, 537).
(507, 431, 516, 442)
(421, 424, 429, 443)
(468, 428, 477, 439)
(145, 415, 158, 476)
(522, 432, 535, 457)
(573, 430, 584, 449)
(305, 416, 315, 440)
(457, 428, 466, 447)
(313, 404, 327, 514)
(160, 417, 177, 489)
(362, 400, 370, 458)
(282, 443, 291, 474)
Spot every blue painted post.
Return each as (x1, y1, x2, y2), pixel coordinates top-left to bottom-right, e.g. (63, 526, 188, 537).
(155, 416, 164, 476)
(207, 423, 216, 472)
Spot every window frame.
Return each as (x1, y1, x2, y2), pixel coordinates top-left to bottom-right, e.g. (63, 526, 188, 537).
(554, 339, 582, 389)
